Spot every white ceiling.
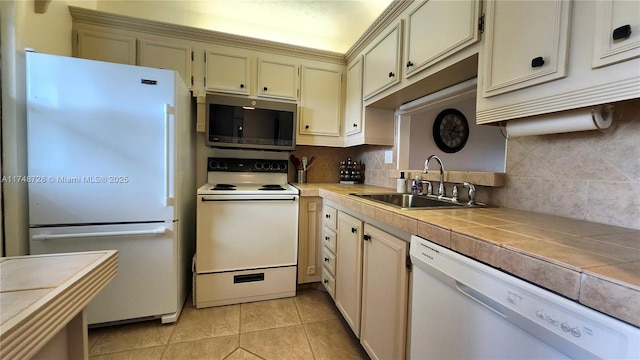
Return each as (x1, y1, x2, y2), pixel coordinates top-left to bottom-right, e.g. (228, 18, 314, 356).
(95, 0, 395, 53)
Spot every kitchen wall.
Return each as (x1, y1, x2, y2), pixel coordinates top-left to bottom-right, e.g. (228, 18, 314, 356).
(355, 98, 640, 230)
(492, 98, 640, 230)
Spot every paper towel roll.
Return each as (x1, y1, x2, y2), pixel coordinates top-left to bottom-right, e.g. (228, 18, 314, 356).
(505, 105, 614, 138)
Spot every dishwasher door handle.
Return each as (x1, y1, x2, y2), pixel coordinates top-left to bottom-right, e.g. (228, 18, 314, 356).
(456, 281, 508, 318)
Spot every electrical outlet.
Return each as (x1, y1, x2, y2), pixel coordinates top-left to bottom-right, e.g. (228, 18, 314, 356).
(307, 266, 316, 275)
(385, 150, 393, 164)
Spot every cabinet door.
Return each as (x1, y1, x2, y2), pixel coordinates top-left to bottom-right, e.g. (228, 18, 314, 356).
(592, 0, 640, 68)
(258, 58, 299, 100)
(75, 29, 136, 65)
(360, 224, 408, 360)
(345, 57, 364, 136)
(139, 39, 192, 88)
(481, 0, 571, 97)
(299, 66, 342, 137)
(363, 21, 402, 100)
(297, 197, 323, 284)
(405, 0, 481, 78)
(335, 212, 363, 337)
(205, 51, 250, 95)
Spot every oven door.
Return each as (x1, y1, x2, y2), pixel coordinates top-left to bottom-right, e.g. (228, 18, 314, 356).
(196, 194, 299, 273)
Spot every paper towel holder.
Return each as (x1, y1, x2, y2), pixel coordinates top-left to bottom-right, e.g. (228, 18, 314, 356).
(500, 104, 615, 139)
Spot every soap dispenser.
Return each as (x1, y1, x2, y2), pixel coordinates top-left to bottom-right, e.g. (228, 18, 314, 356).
(397, 172, 407, 193)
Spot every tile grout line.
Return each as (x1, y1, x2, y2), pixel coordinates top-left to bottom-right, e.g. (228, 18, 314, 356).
(294, 294, 319, 360)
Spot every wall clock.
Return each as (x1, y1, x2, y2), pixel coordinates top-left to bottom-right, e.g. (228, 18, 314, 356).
(433, 108, 469, 153)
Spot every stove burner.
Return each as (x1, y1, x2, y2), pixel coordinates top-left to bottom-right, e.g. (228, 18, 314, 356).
(259, 184, 286, 191)
(211, 184, 236, 191)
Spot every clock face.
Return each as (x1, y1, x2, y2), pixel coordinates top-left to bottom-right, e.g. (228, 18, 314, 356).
(433, 109, 469, 153)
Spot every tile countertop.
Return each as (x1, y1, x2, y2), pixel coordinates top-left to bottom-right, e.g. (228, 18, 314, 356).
(0, 250, 118, 359)
(294, 183, 640, 328)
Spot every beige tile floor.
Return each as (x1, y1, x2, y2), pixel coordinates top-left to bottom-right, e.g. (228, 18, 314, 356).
(88, 286, 370, 360)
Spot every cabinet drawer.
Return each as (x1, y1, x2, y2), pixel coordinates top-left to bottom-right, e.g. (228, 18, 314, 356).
(322, 268, 336, 299)
(322, 246, 337, 275)
(322, 227, 337, 253)
(322, 206, 337, 229)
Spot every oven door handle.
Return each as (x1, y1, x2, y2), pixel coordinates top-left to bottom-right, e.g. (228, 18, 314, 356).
(200, 197, 297, 202)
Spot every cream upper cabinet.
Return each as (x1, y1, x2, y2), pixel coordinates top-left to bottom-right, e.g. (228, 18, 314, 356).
(344, 57, 364, 136)
(74, 28, 136, 65)
(404, 0, 481, 78)
(360, 224, 408, 360)
(204, 51, 250, 95)
(476, 0, 640, 124)
(363, 21, 403, 100)
(592, 0, 640, 68)
(298, 66, 343, 138)
(257, 58, 299, 100)
(138, 39, 193, 88)
(481, 0, 571, 97)
(335, 212, 363, 337)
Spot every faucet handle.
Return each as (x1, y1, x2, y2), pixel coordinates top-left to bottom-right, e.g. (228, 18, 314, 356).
(462, 182, 476, 205)
(423, 181, 433, 196)
(452, 185, 459, 202)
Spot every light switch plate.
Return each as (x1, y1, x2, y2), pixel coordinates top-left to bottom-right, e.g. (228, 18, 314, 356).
(384, 150, 393, 164)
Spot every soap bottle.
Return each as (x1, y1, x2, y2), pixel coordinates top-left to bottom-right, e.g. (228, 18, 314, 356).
(412, 176, 423, 195)
(396, 172, 407, 193)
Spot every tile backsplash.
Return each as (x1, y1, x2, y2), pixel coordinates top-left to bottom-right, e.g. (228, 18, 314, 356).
(295, 98, 640, 230)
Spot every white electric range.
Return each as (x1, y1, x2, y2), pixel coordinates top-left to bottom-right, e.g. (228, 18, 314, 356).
(194, 157, 299, 308)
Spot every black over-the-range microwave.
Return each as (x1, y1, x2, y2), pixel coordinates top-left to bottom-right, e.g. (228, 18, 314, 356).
(205, 94, 297, 151)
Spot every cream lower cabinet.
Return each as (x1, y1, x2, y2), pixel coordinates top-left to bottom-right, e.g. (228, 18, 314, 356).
(335, 212, 364, 337)
(328, 209, 409, 360)
(360, 224, 409, 360)
(321, 205, 338, 298)
(298, 197, 323, 284)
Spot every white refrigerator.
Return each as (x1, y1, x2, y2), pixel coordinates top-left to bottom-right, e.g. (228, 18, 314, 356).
(26, 52, 195, 325)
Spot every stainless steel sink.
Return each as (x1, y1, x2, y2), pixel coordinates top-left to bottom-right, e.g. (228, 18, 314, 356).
(350, 193, 489, 210)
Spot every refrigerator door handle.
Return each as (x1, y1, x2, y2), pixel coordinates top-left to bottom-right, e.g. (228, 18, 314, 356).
(32, 228, 168, 241)
(164, 103, 175, 207)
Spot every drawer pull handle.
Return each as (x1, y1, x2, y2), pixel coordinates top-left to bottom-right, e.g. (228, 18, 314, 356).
(531, 57, 545, 68)
(323, 279, 329, 284)
(325, 214, 331, 219)
(325, 236, 330, 241)
(613, 24, 632, 40)
(364, 234, 371, 241)
(324, 257, 330, 262)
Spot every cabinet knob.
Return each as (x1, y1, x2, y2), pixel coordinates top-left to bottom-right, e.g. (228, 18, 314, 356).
(531, 57, 545, 68)
(305, 125, 310, 129)
(351, 227, 357, 233)
(325, 236, 330, 241)
(323, 279, 329, 284)
(388, 72, 395, 77)
(325, 214, 330, 219)
(240, 84, 245, 88)
(363, 234, 371, 241)
(263, 86, 268, 91)
(406, 61, 413, 68)
(324, 257, 329, 262)
(353, 123, 358, 128)
(613, 24, 632, 40)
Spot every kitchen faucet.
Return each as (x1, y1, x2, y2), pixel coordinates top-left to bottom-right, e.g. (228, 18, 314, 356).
(423, 155, 445, 198)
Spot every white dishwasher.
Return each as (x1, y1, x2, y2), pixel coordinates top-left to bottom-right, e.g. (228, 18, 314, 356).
(408, 235, 640, 360)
